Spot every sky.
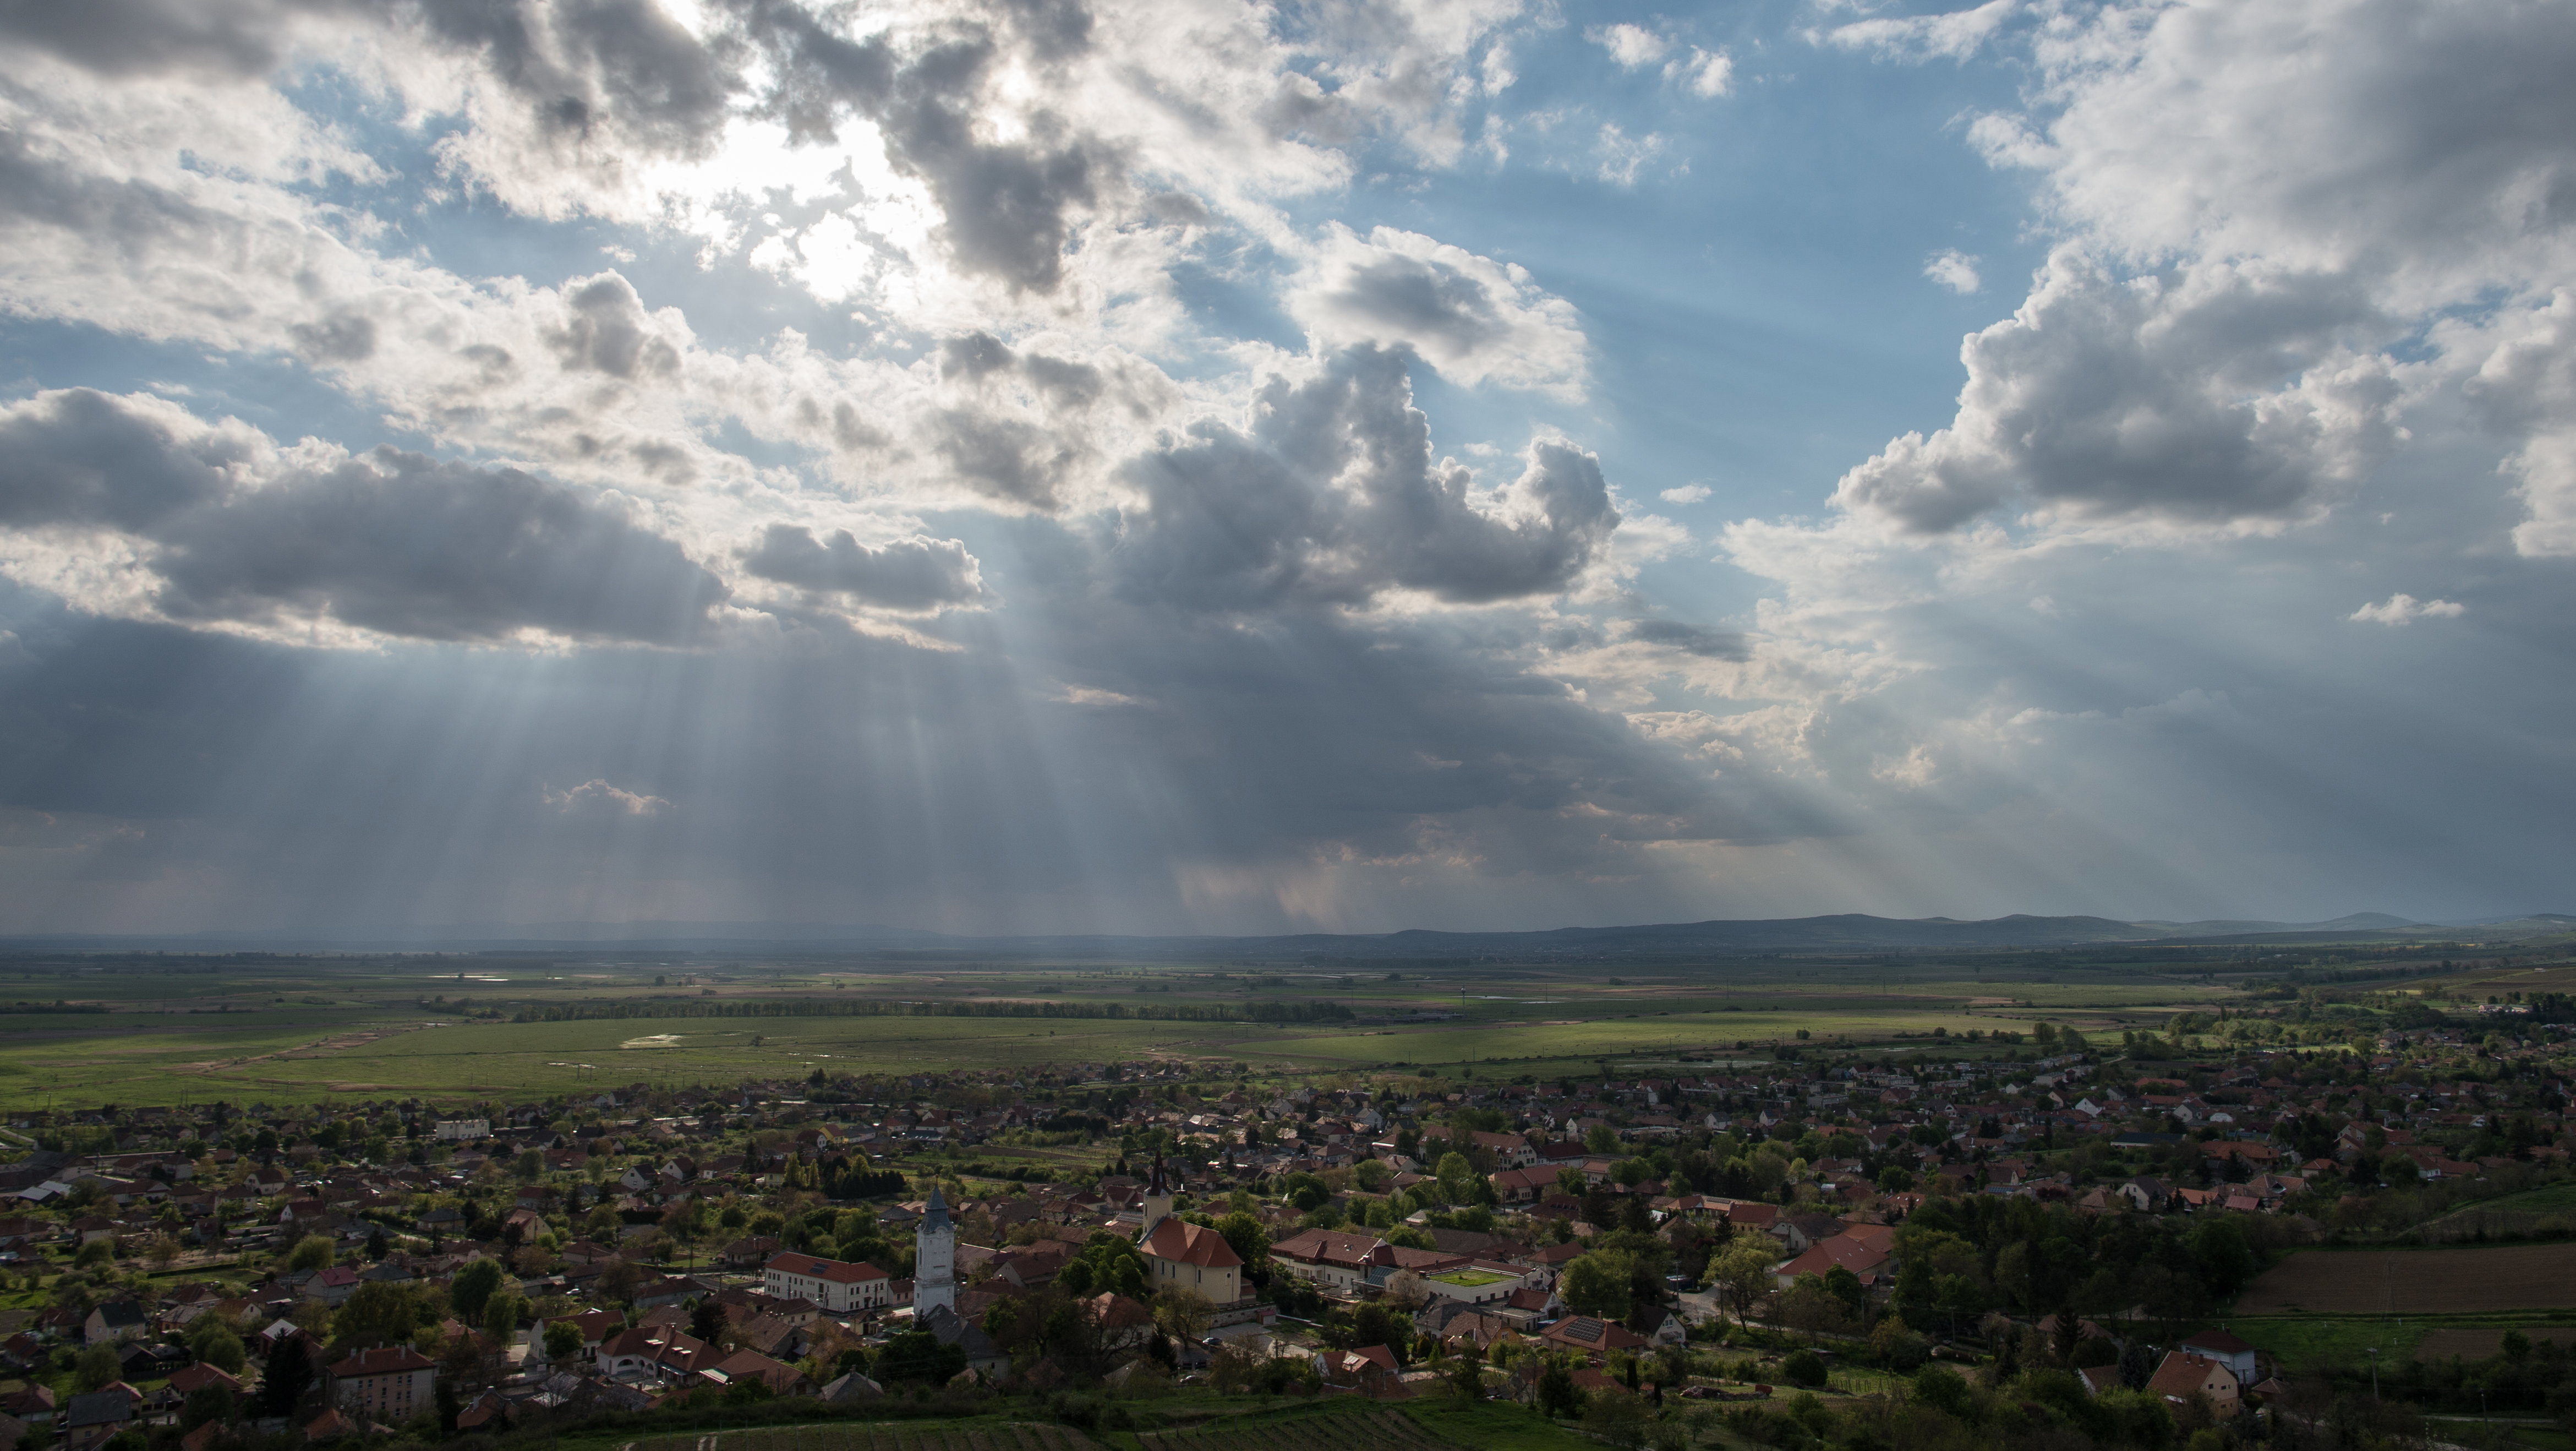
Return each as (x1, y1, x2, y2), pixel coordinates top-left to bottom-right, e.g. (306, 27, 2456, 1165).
(0, 0, 2570, 937)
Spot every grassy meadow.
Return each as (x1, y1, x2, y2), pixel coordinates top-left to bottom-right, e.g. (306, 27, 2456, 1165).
(0, 948, 2249, 1108)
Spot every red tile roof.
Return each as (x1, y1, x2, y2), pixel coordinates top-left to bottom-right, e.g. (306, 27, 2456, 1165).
(1142, 1217, 1244, 1269)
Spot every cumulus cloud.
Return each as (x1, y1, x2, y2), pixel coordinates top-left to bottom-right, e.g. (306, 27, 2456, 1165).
(739, 524, 986, 610)
(1661, 484, 1712, 505)
(2349, 593, 2464, 626)
(1287, 225, 1588, 395)
(1588, 23, 1669, 68)
(1819, 0, 2018, 62)
(0, 390, 728, 646)
(1923, 249, 1981, 294)
(543, 779, 671, 816)
(1113, 347, 1618, 611)
(1833, 250, 2401, 533)
(1668, 47, 1733, 97)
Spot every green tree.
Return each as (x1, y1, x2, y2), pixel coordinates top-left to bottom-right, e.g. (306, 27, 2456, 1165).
(73, 1344, 122, 1392)
(178, 1383, 237, 1432)
(874, 1330, 966, 1385)
(483, 1289, 526, 1344)
(1434, 1152, 1480, 1206)
(188, 1321, 248, 1374)
(1560, 1249, 1637, 1321)
(448, 1258, 505, 1322)
(256, 1337, 313, 1417)
(1585, 1124, 1621, 1155)
(543, 1321, 584, 1361)
(1912, 1363, 1970, 1415)
(282, 1235, 336, 1273)
(1536, 1362, 1582, 1419)
(1215, 1211, 1268, 1275)
(333, 1281, 427, 1352)
(1708, 1237, 1778, 1325)
(1782, 1349, 1829, 1388)
(2190, 1217, 2256, 1299)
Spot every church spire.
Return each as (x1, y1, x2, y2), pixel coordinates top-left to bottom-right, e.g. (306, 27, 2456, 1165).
(1140, 1152, 1174, 1236)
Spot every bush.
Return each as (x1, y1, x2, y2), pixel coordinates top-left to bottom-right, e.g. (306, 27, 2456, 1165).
(1782, 1349, 1829, 1388)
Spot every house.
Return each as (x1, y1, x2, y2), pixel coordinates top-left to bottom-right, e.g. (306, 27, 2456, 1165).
(326, 1345, 437, 1421)
(1772, 1224, 1896, 1289)
(917, 1305, 1008, 1380)
(84, 1302, 148, 1345)
(59, 1392, 134, 1451)
(305, 1268, 362, 1306)
(2179, 1329, 2259, 1384)
(1139, 1216, 1244, 1303)
(1315, 1344, 1409, 1397)
(761, 1252, 891, 1314)
(2147, 1351, 2241, 1416)
(1540, 1316, 1649, 1357)
(713, 1349, 810, 1397)
(453, 1390, 509, 1432)
(596, 1326, 716, 1382)
(2117, 1177, 2171, 1213)
(167, 1364, 243, 1402)
(1268, 1230, 1385, 1296)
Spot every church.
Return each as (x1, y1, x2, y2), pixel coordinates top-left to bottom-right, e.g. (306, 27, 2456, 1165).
(1134, 1157, 1244, 1303)
(913, 1186, 956, 1317)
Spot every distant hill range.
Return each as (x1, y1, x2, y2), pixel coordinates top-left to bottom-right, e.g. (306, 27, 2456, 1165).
(9, 910, 2573, 958)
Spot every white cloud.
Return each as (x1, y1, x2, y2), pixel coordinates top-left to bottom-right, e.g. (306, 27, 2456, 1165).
(1588, 23, 1670, 69)
(1286, 225, 1590, 396)
(1661, 484, 1713, 505)
(1923, 249, 1982, 294)
(1594, 124, 1672, 187)
(543, 781, 672, 817)
(2350, 593, 2465, 626)
(1667, 47, 1735, 97)
(1818, 0, 2018, 62)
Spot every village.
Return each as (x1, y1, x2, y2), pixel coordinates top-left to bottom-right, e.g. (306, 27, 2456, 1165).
(0, 1005, 2569, 1450)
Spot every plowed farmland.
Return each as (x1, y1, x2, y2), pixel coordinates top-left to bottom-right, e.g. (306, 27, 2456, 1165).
(2238, 1243, 2576, 1314)
(1138, 1406, 1455, 1451)
(624, 1423, 1100, 1451)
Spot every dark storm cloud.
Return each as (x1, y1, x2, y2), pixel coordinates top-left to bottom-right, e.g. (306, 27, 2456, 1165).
(149, 451, 728, 643)
(739, 523, 985, 609)
(0, 0, 340, 78)
(0, 388, 252, 532)
(1113, 347, 1616, 610)
(1625, 618, 1751, 661)
(0, 391, 726, 645)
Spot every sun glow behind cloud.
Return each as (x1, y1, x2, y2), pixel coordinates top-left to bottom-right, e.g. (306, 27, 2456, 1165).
(0, 0, 2570, 935)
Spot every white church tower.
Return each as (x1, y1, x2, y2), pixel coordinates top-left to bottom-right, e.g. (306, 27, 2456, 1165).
(913, 1186, 955, 1317)
(1140, 1154, 1174, 1236)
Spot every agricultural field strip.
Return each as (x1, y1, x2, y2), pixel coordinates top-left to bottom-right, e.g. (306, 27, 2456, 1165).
(2237, 1243, 2576, 1317)
(625, 1423, 1101, 1451)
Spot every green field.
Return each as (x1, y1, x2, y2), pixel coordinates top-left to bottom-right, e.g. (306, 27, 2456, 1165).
(0, 951, 2243, 1106)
